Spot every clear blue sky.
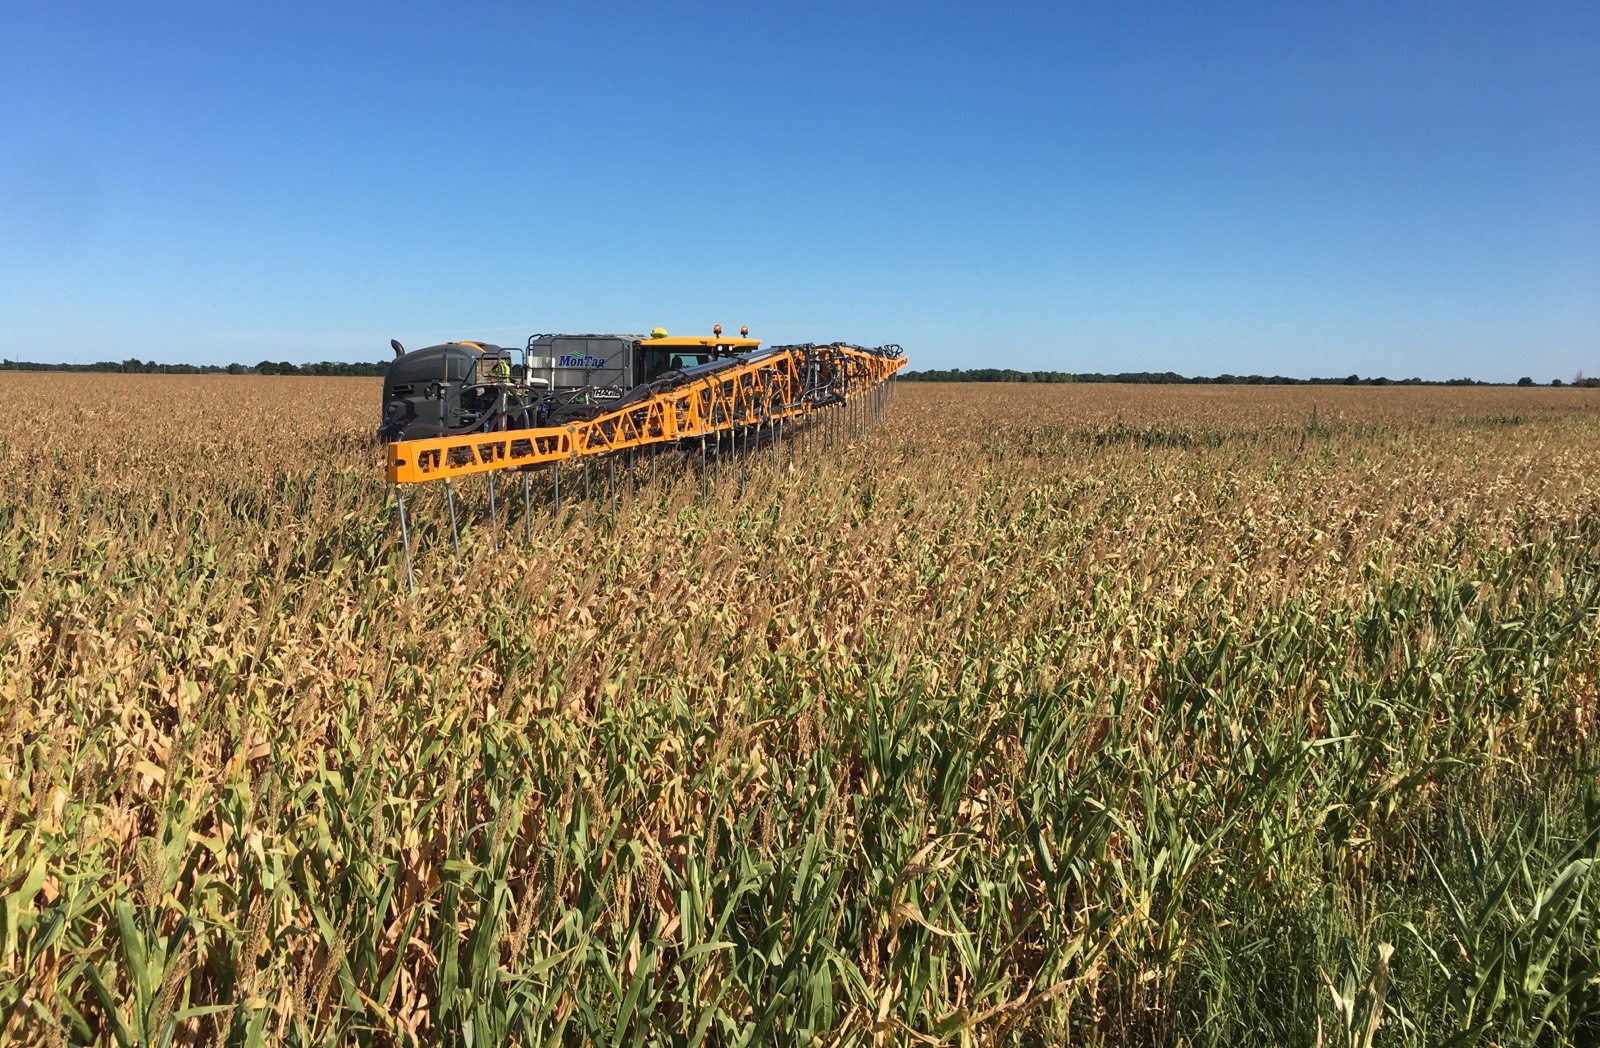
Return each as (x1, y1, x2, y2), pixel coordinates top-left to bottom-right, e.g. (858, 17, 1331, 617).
(2, 1, 1596, 381)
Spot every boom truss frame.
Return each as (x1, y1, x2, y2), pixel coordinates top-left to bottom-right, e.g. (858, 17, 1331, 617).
(386, 342, 905, 485)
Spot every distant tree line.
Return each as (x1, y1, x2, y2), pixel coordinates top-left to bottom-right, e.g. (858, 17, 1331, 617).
(901, 368, 1599, 388)
(0, 358, 390, 376)
(4, 358, 1595, 387)
(252, 361, 389, 376)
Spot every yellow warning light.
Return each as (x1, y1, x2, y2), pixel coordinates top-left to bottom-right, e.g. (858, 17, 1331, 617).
(740, 325, 748, 336)
(714, 324, 722, 336)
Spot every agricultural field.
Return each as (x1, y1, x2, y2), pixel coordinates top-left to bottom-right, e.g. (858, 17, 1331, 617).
(2, 373, 1598, 1046)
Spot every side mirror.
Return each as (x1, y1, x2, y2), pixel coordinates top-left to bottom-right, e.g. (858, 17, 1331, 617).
(390, 339, 405, 358)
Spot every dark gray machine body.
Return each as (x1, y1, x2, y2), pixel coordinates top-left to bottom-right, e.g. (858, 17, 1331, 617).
(377, 341, 509, 443)
(378, 334, 730, 442)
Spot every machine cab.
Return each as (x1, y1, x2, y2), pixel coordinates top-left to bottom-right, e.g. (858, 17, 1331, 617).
(635, 333, 762, 383)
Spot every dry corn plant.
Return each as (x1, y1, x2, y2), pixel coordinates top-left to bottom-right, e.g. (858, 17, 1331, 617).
(1, 374, 1598, 1046)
